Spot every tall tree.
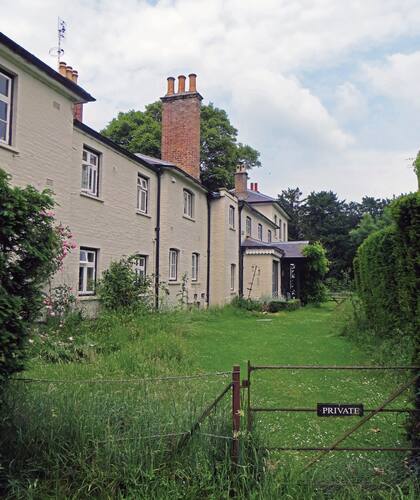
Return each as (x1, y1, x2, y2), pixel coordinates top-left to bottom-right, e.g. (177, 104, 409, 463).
(101, 101, 261, 191)
(277, 187, 303, 240)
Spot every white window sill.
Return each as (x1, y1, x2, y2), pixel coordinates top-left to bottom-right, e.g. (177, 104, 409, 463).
(80, 192, 104, 203)
(136, 210, 152, 218)
(78, 294, 97, 300)
(0, 142, 19, 155)
(191, 281, 201, 285)
(168, 281, 180, 285)
(183, 215, 195, 222)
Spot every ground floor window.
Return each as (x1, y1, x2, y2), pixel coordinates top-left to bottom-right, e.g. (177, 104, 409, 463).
(169, 249, 179, 281)
(79, 248, 97, 294)
(134, 255, 147, 280)
(230, 263, 236, 291)
(192, 253, 199, 281)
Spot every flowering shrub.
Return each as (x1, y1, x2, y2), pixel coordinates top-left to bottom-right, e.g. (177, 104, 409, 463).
(0, 169, 75, 380)
(44, 284, 77, 321)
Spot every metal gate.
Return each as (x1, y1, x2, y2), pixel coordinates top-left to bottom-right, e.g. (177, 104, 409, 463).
(240, 361, 420, 468)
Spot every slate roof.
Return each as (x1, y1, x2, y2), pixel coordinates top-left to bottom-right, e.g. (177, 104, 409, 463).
(236, 189, 277, 203)
(233, 189, 290, 218)
(0, 32, 95, 103)
(241, 238, 309, 258)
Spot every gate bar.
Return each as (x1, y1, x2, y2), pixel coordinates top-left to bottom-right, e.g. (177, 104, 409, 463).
(263, 447, 420, 452)
(251, 407, 419, 413)
(251, 365, 419, 371)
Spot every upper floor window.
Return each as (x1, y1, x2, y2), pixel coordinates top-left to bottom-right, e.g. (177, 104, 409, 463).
(169, 249, 179, 281)
(246, 216, 252, 237)
(258, 223, 263, 241)
(81, 148, 100, 197)
(283, 222, 287, 241)
(268, 230, 272, 243)
(134, 255, 147, 280)
(137, 175, 149, 213)
(0, 70, 12, 145)
(183, 189, 194, 218)
(274, 214, 278, 238)
(192, 253, 199, 281)
(229, 205, 235, 228)
(78, 248, 97, 295)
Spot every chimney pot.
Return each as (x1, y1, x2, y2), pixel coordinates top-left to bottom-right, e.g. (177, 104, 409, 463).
(58, 61, 67, 76)
(167, 76, 175, 95)
(178, 75, 186, 93)
(188, 73, 197, 92)
(254, 182, 258, 192)
(65, 66, 73, 80)
(71, 70, 78, 83)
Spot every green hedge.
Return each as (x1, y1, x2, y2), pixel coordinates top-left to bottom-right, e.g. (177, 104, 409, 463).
(354, 192, 419, 451)
(354, 192, 419, 338)
(267, 299, 301, 313)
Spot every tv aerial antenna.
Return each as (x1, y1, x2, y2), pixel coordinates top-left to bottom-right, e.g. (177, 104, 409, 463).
(49, 17, 66, 67)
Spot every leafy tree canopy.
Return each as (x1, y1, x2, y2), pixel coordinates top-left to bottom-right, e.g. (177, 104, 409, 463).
(101, 101, 261, 191)
(277, 188, 391, 278)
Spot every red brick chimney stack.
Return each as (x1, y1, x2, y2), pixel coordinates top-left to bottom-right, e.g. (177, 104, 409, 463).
(58, 62, 83, 122)
(161, 73, 203, 180)
(234, 164, 248, 194)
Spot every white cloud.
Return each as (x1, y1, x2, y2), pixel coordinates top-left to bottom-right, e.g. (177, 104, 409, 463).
(363, 51, 420, 107)
(334, 82, 367, 123)
(1, 0, 420, 199)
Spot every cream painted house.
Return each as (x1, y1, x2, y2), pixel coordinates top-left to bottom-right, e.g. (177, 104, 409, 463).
(0, 32, 307, 312)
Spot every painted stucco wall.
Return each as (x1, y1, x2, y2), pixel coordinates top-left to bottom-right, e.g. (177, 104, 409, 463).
(158, 169, 209, 307)
(0, 48, 75, 218)
(242, 252, 282, 301)
(251, 203, 289, 241)
(70, 128, 158, 313)
(209, 189, 239, 306)
(240, 205, 277, 243)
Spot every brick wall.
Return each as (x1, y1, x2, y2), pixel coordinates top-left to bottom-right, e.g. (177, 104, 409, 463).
(161, 76, 202, 180)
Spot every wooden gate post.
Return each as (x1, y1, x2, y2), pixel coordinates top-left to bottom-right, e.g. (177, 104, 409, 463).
(232, 365, 241, 465)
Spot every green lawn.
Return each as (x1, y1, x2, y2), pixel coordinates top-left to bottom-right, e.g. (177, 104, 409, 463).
(185, 304, 412, 478)
(3, 303, 415, 498)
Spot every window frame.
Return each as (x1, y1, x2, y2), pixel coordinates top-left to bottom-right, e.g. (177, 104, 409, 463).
(137, 174, 149, 214)
(81, 147, 100, 197)
(229, 205, 235, 228)
(246, 216, 252, 237)
(78, 247, 97, 295)
(230, 263, 236, 291)
(191, 252, 199, 281)
(134, 255, 147, 280)
(0, 69, 13, 145)
(183, 189, 194, 219)
(169, 249, 179, 281)
(257, 223, 263, 241)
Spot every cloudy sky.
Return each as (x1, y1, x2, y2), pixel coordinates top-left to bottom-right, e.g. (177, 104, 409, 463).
(2, 0, 420, 200)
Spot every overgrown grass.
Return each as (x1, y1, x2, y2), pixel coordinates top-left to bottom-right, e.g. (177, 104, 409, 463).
(0, 304, 418, 498)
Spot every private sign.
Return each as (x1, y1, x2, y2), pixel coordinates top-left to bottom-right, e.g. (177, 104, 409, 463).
(317, 403, 364, 417)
